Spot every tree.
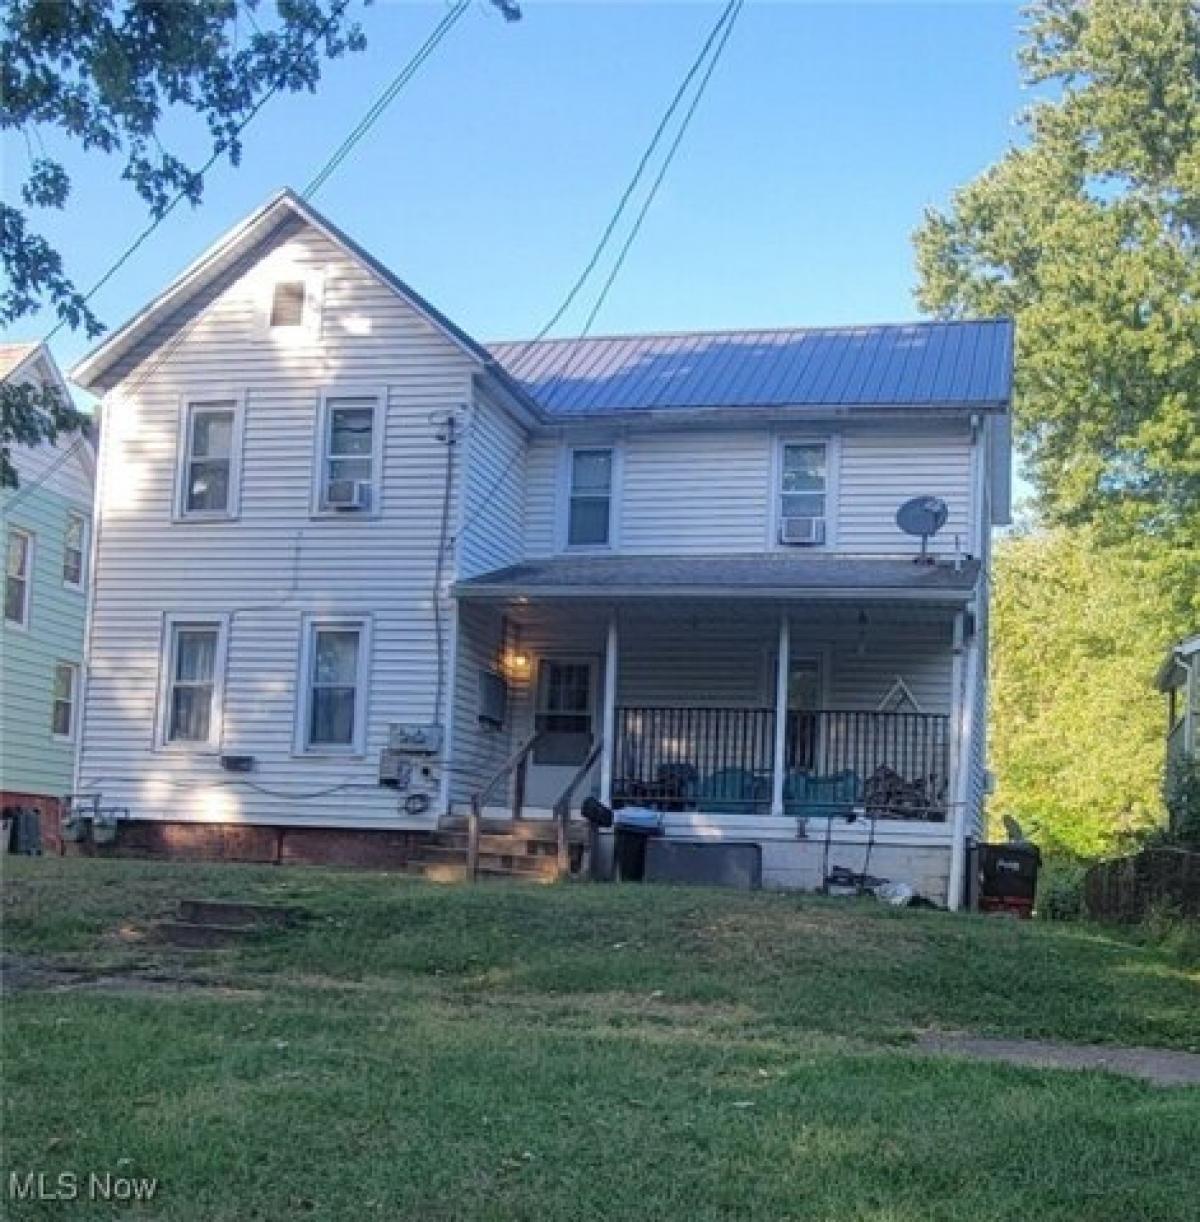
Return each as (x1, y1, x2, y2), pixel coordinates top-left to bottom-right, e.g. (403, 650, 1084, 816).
(990, 527, 1188, 857)
(0, 1, 520, 486)
(915, 0, 1200, 544)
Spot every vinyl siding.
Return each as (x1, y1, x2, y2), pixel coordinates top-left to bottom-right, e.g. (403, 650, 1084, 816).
(458, 393, 526, 578)
(1, 441, 92, 797)
(522, 422, 975, 560)
(79, 217, 480, 826)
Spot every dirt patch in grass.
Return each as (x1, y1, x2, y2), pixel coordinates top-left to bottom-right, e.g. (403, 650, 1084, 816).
(0, 953, 262, 1000)
(916, 1032, 1200, 1087)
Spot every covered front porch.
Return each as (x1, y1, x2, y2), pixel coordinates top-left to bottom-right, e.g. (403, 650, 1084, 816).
(450, 555, 979, 902)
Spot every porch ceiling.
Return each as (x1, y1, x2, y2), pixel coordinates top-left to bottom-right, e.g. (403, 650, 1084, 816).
(454, 553, 980, 604)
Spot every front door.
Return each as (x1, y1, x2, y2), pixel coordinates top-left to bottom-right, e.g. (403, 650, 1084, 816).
(526, 657, 600, 810)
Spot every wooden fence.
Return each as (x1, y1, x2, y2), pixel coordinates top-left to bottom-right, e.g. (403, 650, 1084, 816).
(1083, 847, 1200, 921)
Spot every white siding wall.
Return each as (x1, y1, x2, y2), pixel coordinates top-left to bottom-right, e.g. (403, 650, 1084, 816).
(80, 217, 480, 826)
(458, 393, 526, 578)
(523, 422, 974, 560)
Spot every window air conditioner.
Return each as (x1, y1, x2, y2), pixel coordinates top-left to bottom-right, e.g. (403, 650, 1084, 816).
(326, 480, 370, 511)
(780, 516, 826, 545)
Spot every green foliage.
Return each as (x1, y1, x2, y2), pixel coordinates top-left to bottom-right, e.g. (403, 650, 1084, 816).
(1035, 856, 1088, 920)
(1164, 751, 1200, 845)
(0, 379, 87, 488)
(990, 527, 1191, 857)
(915, 0, 1200, 545)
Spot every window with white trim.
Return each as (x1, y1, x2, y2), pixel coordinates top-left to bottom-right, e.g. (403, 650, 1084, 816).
(63, 511, 86, 588)
(567, 448, 613, 547)
(270, 280, 307, 328)
(298, 617, 369, 752)
(51, 662, 78, 739)
(316, 394, 382, 512)
(179, 400, 240, 518)
(779, 442, 829, 546)
(161, 619, 226, 747)
(5, 528, 32, 626)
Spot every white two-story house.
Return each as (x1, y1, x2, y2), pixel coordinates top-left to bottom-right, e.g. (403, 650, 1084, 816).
(71, 190, 1012, 906)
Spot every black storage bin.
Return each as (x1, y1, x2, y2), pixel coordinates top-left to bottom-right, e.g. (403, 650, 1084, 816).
(612, 810, 662, 882)
(978, 842, 1041, 917)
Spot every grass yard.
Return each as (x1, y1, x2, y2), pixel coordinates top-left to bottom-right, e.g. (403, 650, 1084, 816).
(3, 857, 1199, 1221)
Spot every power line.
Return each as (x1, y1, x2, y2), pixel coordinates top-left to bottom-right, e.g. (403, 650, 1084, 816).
(42, 0, 356, 345)
(304, 1, 470, 199)
(534, 0, 744, 404)
(519, 0, 742, 351)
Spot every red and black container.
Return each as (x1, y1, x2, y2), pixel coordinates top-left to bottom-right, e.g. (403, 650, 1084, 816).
(977, 842, 1041, 918)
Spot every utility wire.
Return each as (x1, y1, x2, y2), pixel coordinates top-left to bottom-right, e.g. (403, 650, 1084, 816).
(304, 1, 470, 199)
(537, 0, 743, 403)
(518, 0, 742, 352)
(42, 0, 355, 345)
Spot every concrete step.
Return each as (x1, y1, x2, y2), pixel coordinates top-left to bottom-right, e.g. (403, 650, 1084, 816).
(156, 921, 262, 949)
(178, 899, 302, 929)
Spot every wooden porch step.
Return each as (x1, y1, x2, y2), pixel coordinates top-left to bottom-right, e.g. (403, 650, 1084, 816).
(401, 860, 558, 885)
(408, 844, 561, 875)
(428, 831, 562, 856)
(440, 815, 585, 844)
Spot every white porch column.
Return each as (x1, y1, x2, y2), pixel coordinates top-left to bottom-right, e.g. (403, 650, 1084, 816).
(947, 609, 970, 911)
(771, 610, 790, 817)
(599, 611, 619, 806)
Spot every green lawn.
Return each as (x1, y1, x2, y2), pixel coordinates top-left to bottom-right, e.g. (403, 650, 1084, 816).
(3, 856, 1198, 1221)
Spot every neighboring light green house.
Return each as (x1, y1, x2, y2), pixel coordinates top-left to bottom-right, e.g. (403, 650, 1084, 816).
(1, 342, 94, 839)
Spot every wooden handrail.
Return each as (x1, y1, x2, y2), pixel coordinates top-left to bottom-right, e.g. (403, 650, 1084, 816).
(551, 739, 603, 880)
(468, 734, 542, 881)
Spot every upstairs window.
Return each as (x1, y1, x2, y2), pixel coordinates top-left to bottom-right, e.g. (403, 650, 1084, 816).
(179, 400, 242, 519)
(5, 528, 32, 626)
(316, 393, 382, 513)
(779, 442, 829, 546)
(63, 511, 86, 589)
(567, 448, 613, 547)
(270, 280, 307, 328)
(51, 662, 78, 740)
(298, 617, 369, 753)
(161, 618, 227, 748)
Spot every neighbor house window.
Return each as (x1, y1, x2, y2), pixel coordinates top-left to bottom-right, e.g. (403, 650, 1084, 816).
(5, 528, 32, 626)
(566, 448, 613, 547)
(178, 399, 242, 519)
(779, 442, 829, 545)
(298, 617, 370, 753)
(63, 511, 86, 589)
(315, 393, 382, 512)
(51, 662, 78, 740)
(533, 658, 594, 765)
(160, 617, 227, 748)
(270, 280, 306, 328)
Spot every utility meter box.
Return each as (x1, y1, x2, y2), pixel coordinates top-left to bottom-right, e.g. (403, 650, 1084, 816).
(388, 723, 443, 754)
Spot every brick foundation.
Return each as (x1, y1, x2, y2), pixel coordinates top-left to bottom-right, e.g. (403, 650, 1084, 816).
(60, 818, 426, 870)
(0, 792, 64, 854)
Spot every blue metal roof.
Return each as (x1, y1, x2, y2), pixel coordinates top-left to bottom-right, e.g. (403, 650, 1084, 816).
(488, 319, 1013, 417)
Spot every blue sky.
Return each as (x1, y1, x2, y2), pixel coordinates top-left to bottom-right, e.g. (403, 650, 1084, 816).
(7, 1, 1026, 383)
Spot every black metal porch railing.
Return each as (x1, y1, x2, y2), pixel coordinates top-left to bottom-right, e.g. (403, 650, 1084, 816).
(612, 707, 950, 821)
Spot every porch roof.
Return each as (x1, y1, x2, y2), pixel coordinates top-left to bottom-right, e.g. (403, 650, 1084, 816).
(453, 553, 981, 602)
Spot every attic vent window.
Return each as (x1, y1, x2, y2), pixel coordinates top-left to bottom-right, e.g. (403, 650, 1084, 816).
(270, 280, 306, 328)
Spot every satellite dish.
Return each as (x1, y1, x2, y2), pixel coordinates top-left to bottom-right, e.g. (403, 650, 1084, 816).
(895, 496, 949, 563)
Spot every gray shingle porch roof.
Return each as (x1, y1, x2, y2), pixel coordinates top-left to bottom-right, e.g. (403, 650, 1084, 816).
(488, 319, 1013, 417)
(454, 553, 981, 601)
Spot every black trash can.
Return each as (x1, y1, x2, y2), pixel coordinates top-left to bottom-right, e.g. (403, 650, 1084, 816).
(978, 842, 1041, 918)
(612, 809, 662, 882)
